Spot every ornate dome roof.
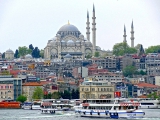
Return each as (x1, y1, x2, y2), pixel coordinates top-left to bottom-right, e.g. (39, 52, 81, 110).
(25, 54, 33, 59)
(6, 49, 14, 53)
(58, 24, 79, 32)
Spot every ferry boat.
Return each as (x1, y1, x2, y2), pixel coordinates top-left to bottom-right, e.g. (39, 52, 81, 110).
(75, 98, 145, 119)
(41, 99, 63, 114)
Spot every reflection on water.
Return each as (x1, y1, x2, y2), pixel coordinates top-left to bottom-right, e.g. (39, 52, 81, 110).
(0, 109, 160, 120)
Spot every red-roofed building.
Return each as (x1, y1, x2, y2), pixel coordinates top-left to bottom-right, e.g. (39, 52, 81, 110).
(23, 81, 57, 101)
(135, 82, 160, 97)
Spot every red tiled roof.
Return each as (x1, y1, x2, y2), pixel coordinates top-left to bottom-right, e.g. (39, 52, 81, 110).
(23, 81, 51, 86)
(136, 83, 160, 88)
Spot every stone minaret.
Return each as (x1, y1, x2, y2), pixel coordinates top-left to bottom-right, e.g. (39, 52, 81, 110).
(86, 11, 90, 41)
(92, 4, 96, 54)
(123, 25, 127, 43)
(130, 21, 134, 47)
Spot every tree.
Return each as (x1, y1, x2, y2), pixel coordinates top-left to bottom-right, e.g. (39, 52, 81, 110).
(32, 87, 43, 100)
(147, 92, 159, 99)
(145, 45, 160, 54)
(18, 46, 32, 57)
(2, 52, 5, 59)
(52, 92, 61, 99)
(61, 90, 71, 99)
(94, 51, 100, 57)
(16, 95, 27, 103)
(1, 70, 10, 75)
(123, 65, 136, 77)
(29, 44, 34, 51)
(86, 53, 92, 59)
(14, 49, 19, 58)
(71, 89, 76, 99)
(75, 89, 79, 99)
(113, 42, 137, 56)
(40, 49, 44, 58)
(32, 47, 40, 58)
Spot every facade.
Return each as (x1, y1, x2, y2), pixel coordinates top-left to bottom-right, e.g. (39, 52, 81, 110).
(90, 72, 124, 84)
(0, 78, 22, 101)
(79, 81, 115, 99)
(22, 81, 52, 101)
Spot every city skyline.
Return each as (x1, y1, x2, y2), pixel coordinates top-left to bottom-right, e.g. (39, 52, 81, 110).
(0, 0, 160, 53)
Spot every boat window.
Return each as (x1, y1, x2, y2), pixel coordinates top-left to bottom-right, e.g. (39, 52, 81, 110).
(141, 103, 154, 105)
(119, 106, 121, 110)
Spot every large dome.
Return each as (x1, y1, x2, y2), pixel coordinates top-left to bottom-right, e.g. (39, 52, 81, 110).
(58, 24, 79, 32)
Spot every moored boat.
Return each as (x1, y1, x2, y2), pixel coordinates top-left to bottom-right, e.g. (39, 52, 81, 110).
(75, 98, 145, 119)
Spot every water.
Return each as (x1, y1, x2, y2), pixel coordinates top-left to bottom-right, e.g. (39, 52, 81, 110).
(0, 109, 160, 120)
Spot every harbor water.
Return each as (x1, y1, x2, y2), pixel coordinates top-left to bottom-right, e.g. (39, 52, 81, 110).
(0, 109, 160, 120)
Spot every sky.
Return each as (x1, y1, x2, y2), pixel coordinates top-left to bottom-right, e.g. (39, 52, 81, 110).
(0, 0, 160, 53)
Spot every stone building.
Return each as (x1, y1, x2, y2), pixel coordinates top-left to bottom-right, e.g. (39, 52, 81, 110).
(79, 81, 115, 99)
(5, 49, 14, 60)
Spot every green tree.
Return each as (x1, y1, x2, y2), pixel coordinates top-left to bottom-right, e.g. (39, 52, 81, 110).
(32, 47, 40, 58)
(40, 49, 44, 58)
(86, 53, 92, 59)
(71, 89, 76, 99)
(16, 95, 27, 103)
(29, 44, 34, 51)
(18, 46, 32, 57)
(147, 92, 159, 99)
(75, 89, 79, 99)
(145, 45, 160, 54)
(94, 51, 100, 57)
(14, 49, 19, 58)
(113, 42, 137, 56)
(1, 70, 10, 75)
(139, 70, 147, 75)
(2, 52, 5, 59)
(32, 87, 43, 100)
(52, 92, 61, 99)
(123, 65, 136, 77)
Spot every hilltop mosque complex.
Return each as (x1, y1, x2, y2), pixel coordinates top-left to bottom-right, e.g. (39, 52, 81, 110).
(44, 5, 105, 60)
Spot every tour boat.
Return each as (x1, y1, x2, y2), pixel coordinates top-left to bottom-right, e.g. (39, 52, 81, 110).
(75, 98, 145, 119)
(41, 101, 63, 114)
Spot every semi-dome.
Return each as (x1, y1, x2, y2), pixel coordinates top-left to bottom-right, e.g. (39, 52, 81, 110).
(58, 24, 79, 32)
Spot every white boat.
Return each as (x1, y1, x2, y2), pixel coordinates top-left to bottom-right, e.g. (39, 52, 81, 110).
(22, 102, 32, 110)
(138, 98, 160, 109)
(31, 101, 41, 110)
(41, 100, 63, 114)
(75, 98, 145, 119)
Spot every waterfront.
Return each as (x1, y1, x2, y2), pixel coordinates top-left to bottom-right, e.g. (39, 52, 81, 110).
(0, 109, 160, 120)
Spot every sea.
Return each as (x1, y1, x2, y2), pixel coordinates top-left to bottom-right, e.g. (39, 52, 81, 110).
(0, 109, 160, 120)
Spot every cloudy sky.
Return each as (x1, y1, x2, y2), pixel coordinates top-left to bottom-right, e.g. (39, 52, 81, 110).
(0, 0, 160, 53)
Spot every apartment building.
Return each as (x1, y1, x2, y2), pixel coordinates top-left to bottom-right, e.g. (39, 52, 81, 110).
(79, 81, 115, 99)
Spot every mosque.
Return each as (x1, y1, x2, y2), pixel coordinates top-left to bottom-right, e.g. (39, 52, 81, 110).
(44, 5, 104, 60)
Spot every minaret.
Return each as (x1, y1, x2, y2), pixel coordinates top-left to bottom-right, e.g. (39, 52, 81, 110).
(130, 21, 134, 47)
(123, 25, 127, 43)
(86, 11, 90, 41)
(92, 4, 96, 54)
